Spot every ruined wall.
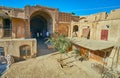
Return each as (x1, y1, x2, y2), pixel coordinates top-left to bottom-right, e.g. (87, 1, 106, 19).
(0, 39, 37, 57)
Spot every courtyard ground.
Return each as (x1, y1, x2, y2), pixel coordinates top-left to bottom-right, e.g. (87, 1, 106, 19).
(1, 52, 102, 78)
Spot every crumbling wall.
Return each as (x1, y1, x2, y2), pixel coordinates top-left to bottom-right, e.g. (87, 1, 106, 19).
(107, 9, 120, 20)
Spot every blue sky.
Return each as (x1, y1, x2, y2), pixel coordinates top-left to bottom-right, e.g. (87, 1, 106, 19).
(0, 0, 120, 16)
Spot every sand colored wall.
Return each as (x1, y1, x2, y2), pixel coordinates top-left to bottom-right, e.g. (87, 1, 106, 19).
(58, 23, 70, 36)
(96, 20, 120, 42)
(0, 39, 37, 58)
(12, 18, 26, 38)
(71, 21, 94, 39)
(70, 9, 120, 42)
(107, 9, 120, 20)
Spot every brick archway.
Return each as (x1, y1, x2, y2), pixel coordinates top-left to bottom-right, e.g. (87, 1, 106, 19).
(30, 11, 53, 38)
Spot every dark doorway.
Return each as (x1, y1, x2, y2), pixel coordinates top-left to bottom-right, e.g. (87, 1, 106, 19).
(30, 11, 52, 39)
(73, 25, 79, 32)
(30, 11, 54, 56)
(30, 16, 47, 38)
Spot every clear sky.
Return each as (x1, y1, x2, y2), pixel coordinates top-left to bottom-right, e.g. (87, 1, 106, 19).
(0, 0, 120, 16)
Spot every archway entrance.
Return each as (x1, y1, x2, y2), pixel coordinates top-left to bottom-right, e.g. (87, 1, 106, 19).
(30, 11, 52, 39)
(30, 11, 54, 56)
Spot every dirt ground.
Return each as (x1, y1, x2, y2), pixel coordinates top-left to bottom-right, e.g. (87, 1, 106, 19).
(1, 52, 102, 78)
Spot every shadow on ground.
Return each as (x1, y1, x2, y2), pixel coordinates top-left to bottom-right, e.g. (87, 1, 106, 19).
(36, 38, 57, 56)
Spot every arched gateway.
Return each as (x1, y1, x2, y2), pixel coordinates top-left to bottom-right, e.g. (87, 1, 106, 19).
(30, 11, 53, 39)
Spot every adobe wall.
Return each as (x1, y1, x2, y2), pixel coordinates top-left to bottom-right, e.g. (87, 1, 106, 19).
(58, 12, 79, 36)
(12, 18, 26, 38)
(96, 20, 120, 42)
(71, 9, 120, 42)
(0, 39, 37, 57)
(107, 9, 120, 20)
(58, 23, 70, 36)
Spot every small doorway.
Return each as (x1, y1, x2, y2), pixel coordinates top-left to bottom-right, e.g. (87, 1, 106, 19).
(72, 25, 79, 37)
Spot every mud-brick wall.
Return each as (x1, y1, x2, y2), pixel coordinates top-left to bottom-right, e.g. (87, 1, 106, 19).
(12, 18, 25, 38)
(58, 23, 69, 36)
(0, 39, 37, 57)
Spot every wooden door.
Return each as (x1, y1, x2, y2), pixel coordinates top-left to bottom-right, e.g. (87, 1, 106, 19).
(101, 30, 108, 41)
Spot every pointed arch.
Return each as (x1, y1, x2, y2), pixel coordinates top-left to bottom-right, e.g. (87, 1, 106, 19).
(30, 10, 53, 38)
